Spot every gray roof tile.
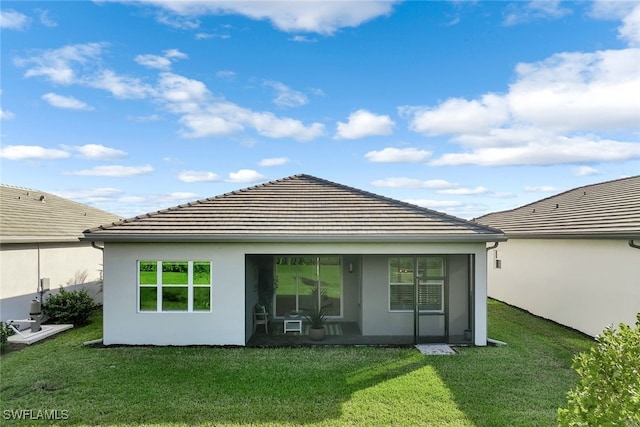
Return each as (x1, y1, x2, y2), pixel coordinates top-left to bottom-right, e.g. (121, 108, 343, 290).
(84, 174, 504, 242)
(1, 184, 121, 243)
(475, 175, 640, 238)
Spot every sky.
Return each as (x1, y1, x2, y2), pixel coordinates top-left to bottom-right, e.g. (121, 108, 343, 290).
(1, 0, 639, 220)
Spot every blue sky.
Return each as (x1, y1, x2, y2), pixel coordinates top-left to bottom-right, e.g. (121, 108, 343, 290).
(1, 0, 639, 219)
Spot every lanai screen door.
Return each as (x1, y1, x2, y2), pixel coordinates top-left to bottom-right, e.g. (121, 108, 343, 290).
(274, 256, 342, 317)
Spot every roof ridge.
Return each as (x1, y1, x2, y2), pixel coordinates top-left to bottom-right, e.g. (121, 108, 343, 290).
(296, 174, 502, 232)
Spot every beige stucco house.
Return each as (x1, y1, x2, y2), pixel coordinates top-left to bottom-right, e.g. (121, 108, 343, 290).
(0, 184, 121, 324)
(83, 174, 505, 346)
(476, 175, 640, 337)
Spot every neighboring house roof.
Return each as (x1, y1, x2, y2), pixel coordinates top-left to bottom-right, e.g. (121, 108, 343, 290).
(0, 184, 122, 244)
(83, 174, 505, 243)
(475, 175, 640, 239)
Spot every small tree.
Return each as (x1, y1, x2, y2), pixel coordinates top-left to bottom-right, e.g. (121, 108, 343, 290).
(558, 314, 640, 426)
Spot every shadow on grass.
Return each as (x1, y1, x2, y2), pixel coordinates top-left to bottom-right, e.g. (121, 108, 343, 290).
(1, 312, 432, 425)
(0, 302, 594, 426)
(429, 299, 595, 426)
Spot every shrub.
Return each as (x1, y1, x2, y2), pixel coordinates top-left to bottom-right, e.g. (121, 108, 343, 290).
(1, 322, 15, 351)
(558, 314, 640, 426)
(43, 287, 97, 326)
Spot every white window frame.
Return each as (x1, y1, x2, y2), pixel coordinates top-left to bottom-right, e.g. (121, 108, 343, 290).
(137, 260, 212, 313)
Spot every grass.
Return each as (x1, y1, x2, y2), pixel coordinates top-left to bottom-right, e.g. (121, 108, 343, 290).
(0, 300, 594, 426)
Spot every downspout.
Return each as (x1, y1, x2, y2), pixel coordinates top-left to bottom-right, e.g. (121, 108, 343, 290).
(629, 240, 640, 250)
(486, 242, 499, 252)
(91, 241, 104, 252)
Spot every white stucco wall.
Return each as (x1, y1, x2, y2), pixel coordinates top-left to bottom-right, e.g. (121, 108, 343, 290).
(103, 241, 489, 346)
(487, 238, 640, 337)
(0, 242, 105, 322)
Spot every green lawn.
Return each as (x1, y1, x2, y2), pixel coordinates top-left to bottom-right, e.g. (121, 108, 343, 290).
(0, 300, 594, 426)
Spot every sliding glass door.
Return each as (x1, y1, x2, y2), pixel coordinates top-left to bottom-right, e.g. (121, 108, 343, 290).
(274, 256, 342, 317)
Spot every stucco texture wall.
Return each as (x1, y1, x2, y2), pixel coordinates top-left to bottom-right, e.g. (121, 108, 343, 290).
(103, 241, 488, 346)
(0, 242, 104, 322)
(487, 238, 640, 337)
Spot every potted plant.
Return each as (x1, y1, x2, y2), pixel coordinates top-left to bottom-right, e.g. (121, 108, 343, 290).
(301, 279, 331, 340)
(304, 304, 329, 341)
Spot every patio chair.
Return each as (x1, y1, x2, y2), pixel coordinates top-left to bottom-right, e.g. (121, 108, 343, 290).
(253, 304, 270, 334)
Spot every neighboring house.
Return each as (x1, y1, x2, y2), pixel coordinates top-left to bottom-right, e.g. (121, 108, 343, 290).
(0, 184, 121, 323)
(476, 176, 640, 337)
(82, 174, 505, 347)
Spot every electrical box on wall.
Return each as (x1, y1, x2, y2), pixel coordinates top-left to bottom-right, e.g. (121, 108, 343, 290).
(495, 259, 502, 269)
(40, 277, 50, 291)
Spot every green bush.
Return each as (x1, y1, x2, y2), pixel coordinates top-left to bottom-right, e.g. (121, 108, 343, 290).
(558, 314, 640, 426)
(1, 321, 15, 351)
(43, 287, 97, 326)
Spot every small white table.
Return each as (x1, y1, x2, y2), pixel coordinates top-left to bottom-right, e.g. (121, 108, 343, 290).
(283, 316, 302, 334)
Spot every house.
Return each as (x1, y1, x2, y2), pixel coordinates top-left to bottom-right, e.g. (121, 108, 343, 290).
(0, 184, 121, 324)
(82, 174, 505, 346)
(476, 176, 640, 337)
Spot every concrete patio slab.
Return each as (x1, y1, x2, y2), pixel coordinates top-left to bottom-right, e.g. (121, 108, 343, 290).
(415, 344, 456, 355)
(7, 324, 73, 345)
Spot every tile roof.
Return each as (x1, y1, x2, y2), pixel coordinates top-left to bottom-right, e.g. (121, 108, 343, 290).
(84, 174, 504, 242)
(475, 175, 640, 238)
(1, 184, 121, 243)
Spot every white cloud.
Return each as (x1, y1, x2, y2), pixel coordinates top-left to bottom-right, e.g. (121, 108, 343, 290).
(125, 0, 400, 35)
(16, 42, 106, 85)
(365, 147, 432, 163)
(504, 1, 572, 26)
(157, 72, 210, 113)
(619, 4, 640, 46)
(215, 70, 236, 80)
(53, 187, 123, 203)
(68, 165, 154, 177)
(135, 49, 187, 70)
(430, 135, 640, 166)
(90, 69, 154, 99)
(36, 9, 57, 27)
(264, 81, 308, 108)
(259, 157, 289, 167)
(400, 94, 509, 136)
(16, 43, 324, 143)
(42, 93, 94, 110)
(0, 145, 70, 160)
(177, 99, 325, 141)
(177, 170, 220, 183)
(406, 8, 640, 168)
(371, 177, 457, 189)
(290, 35, 317, 43)
(335, 109, 395, 139)
(437, 186, 488, 196)
(227, 169, 266, 183)
(135, 54, 172, 70)
(403, 199, 463, 209)
(64, 144, 127, 160)
(507, 49, 640, 132)
(525, 186, 559, 193)
(0, 9, 30, 30)
(128, 114, 161, 122)
(164, 49, 187, 59)
(16, 43, 154, 99)
(574, 166, 599, 177)
(0, 108, 15, 120)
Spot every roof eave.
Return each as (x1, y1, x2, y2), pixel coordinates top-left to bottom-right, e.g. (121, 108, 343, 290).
(1, 236, 84, 244)
(502, 232, 640, 240)
(81, 232, 507, 244)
